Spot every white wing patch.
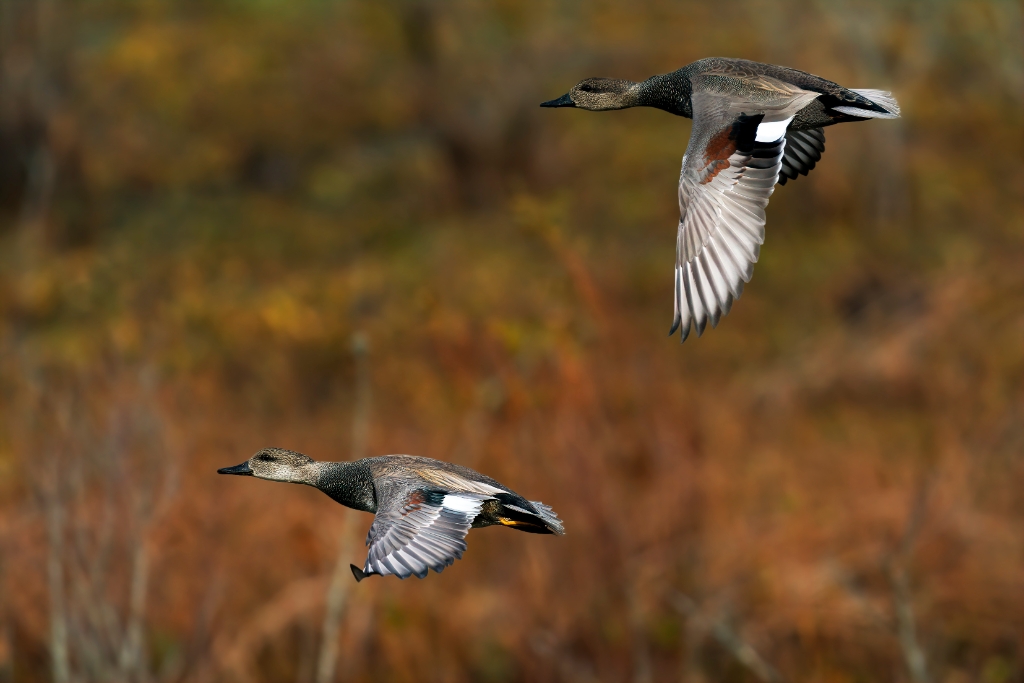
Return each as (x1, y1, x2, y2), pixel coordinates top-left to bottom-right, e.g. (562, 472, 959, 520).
(442, 493, 482, 513)
(755, 116, 794, 142)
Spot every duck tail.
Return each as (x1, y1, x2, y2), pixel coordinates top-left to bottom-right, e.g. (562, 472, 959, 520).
(495, 495, 565, 535)
(529, 501, 566, 535)
(833, 89, 901, 119)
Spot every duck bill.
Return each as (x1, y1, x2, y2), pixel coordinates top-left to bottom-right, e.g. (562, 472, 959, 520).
(540, 93, 575, 108)
(217, 461, 253, 476)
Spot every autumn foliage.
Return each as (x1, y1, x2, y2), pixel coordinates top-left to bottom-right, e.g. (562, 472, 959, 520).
(1, 1, 1022, 681)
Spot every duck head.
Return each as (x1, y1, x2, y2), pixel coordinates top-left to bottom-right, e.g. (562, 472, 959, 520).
(218, 447, 317, 484)
(541, 77, 639, 111)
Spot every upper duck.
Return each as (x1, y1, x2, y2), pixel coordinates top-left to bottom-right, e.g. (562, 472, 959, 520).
(218, 448, 564, 581)
(541, 57, 900, 341)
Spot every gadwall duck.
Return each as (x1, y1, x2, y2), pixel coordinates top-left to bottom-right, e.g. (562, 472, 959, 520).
(218, 448, 564, 581)
(542, 57, 900, 341)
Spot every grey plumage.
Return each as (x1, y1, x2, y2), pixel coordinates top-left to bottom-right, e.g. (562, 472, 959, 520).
(218, 448, 564, 581)
(541, 57, 901, 341)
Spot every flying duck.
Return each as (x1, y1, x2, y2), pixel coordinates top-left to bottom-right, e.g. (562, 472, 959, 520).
(541, 57, 900, 341)
(218, 448, 564, 581)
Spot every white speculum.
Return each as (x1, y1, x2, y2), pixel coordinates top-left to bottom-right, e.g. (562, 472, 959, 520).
(755, 116, 794, 143)
(442, 494, 482, 513)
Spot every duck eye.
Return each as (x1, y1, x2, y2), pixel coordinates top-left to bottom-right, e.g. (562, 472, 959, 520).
(579, 80, 618, 94)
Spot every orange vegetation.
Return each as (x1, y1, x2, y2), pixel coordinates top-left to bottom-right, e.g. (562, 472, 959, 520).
(0, 1, 1022, 681)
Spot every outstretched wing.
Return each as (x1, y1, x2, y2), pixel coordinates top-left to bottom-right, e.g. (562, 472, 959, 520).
(670, 78, 818, 341)
(778, 128, 825, 185)
(357, 480, 491, 580)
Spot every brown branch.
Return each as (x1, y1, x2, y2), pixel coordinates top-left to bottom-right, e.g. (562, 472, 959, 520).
(668, 591, 786, 683)
(314, 514, 356, 683)
(45, 469, 71, 683)
(884, 476, 932, 683)
(834, 474, 933, 683)
(888, 564, 929, 683)
(212, 576, 331, 682)
(528, 633, 599, 683)
(315, 331, 371, 683)
(117, 538, 150, 682)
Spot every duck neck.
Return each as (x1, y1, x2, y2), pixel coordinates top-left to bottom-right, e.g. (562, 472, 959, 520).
(313, 460, 377, 513)
(633, 70, 693, 118)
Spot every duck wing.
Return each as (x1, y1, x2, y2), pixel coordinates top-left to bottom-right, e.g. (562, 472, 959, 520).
(779, 128, 825, 185)
(355, 480, 492, 580)
(671, 74, 819, 341)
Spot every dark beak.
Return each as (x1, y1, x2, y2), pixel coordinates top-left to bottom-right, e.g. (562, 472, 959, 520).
(218, 461, 253, 476)
(540, 93, 575, 108)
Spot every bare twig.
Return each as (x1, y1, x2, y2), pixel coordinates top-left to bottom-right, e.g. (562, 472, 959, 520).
(888, 564, 929, 683)
(668, 591, 785, 683)
(885, 478, 932, 683)
(826, 560, 891, 630)
(627, 586, 652, 683)
(709, 619, 784, 683)
(212, 577, 331, 681)
(528, 633, 599, 683)
(25, 361, 176, 683)
(118, 369, 177, 683)
(834, 475, 933, 683)
(314, 514, 356, 683)
(314, 332, 371, 683)
(45, 469, 72, 683)
(118, 537, 150, 681)
(175, 576, 224, 683)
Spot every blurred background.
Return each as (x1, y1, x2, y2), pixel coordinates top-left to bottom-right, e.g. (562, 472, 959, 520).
(1, 0, 1022, 681)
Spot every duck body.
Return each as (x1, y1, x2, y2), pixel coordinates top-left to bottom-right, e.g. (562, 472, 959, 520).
(626, 58, 893, 130)
(324, 454, 560, 530)
(218, 449, 563, 581)
(541, 57, 900, 342)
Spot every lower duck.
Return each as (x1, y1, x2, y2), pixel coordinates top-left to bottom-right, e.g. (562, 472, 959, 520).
(218, 448, 564, 581)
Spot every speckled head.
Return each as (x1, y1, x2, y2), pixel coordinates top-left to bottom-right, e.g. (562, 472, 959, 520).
(218, 447, 317, 484)
(541, 78, 638, 111)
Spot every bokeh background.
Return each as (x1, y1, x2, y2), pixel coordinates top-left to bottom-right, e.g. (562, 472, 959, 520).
(1, 0, 1022, 681)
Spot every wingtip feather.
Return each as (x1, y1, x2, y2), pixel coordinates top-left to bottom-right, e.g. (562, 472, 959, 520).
(679, 320, 691, 343)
